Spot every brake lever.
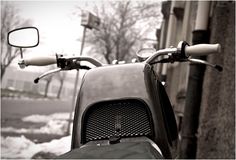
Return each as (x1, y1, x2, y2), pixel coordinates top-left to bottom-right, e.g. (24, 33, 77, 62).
(34, 68, 62, 83)
(34, 63, 92, 84)
(188, 58, 223, 72)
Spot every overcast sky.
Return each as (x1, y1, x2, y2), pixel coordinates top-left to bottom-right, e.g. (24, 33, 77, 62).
(11, 1, 159, 56)
(11, 1, 87, 57)
(7, 0, 161, 72)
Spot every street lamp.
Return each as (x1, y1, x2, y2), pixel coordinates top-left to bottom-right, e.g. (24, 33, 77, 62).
(67, 10, 100, 135)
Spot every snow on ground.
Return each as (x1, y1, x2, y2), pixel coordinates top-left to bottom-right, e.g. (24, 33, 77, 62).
(1, 135, 71, 159)
(2, 112, 72, 135)
(1, 112, 73, 159)
(1, 120, 67, 135)
(22, 112, 70, 123)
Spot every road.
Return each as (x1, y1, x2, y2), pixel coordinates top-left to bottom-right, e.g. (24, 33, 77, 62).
(1, 98, 73, 143)
(1, 98, 72, 120)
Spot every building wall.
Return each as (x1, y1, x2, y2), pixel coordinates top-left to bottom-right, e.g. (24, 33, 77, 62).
(197, 1, 235, 158)
(161, 1, 198, 130)
(159, 1, 235, 158)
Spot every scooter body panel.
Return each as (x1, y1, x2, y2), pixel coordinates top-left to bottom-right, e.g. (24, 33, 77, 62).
(72, 63, 177, 158)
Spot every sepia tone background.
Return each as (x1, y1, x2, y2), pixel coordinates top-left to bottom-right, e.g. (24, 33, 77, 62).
(1, 0, 235, 159)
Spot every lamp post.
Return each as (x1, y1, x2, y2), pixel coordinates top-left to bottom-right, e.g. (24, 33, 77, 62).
(67, 10, 100, 135)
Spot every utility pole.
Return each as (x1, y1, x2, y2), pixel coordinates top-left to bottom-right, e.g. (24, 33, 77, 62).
(66, 10, 100, 135)
(180, 1, 211, 158)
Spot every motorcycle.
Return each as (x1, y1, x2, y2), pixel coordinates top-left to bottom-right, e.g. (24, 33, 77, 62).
(7, 27, 222, 159)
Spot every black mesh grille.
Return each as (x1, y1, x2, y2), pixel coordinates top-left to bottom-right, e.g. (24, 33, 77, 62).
(82, 99, 153, 143)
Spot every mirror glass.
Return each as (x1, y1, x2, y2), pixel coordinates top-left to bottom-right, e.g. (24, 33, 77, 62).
(136, 48, 156, 61)
(8, 27, 39, 48)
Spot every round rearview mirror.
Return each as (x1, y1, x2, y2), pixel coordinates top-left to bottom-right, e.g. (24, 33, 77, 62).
(8, 27, 39, 48)
(136, 48, 156, 61)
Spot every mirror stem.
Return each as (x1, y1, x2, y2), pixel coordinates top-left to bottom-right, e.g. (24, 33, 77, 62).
(20, 48, 23, 59)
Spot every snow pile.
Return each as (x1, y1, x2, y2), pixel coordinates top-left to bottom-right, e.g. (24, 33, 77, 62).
(39, 135, 71, 155)
(36, 119, 68, 135)
(1, 135, 71, 159)
(2, 120, 68, 135)
(1, 112, 73, 159)
(22, 113, 70, 123)
(1, 135, 41, 159)
(2, 112, 71, 135)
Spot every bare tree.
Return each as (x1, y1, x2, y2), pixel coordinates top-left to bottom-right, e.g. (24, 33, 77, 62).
(41, 65, 56, 98)
(40, 65, 67, 99)
(1, 2, 31, 79)
(55, 71, 67, 99)
(43, 75, 53, 98)
(84, 1, 162, 64)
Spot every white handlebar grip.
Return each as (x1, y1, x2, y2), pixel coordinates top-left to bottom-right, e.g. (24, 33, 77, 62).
(185, 44, 221, 56)
(24, 56, 57, 66)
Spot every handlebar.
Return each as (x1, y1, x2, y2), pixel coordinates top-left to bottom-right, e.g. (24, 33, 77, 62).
(18, 41, 222, 74)
(185, 44, 221, 57)
(18, 56, 56, 68)
(145, 41, 221, 64)
(24, 56, 56, 66)
(61, 56, 103, 67)
(15, 41, 222, 84)
(145, 48, 177, 64)
(18, 55, 103, 69)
